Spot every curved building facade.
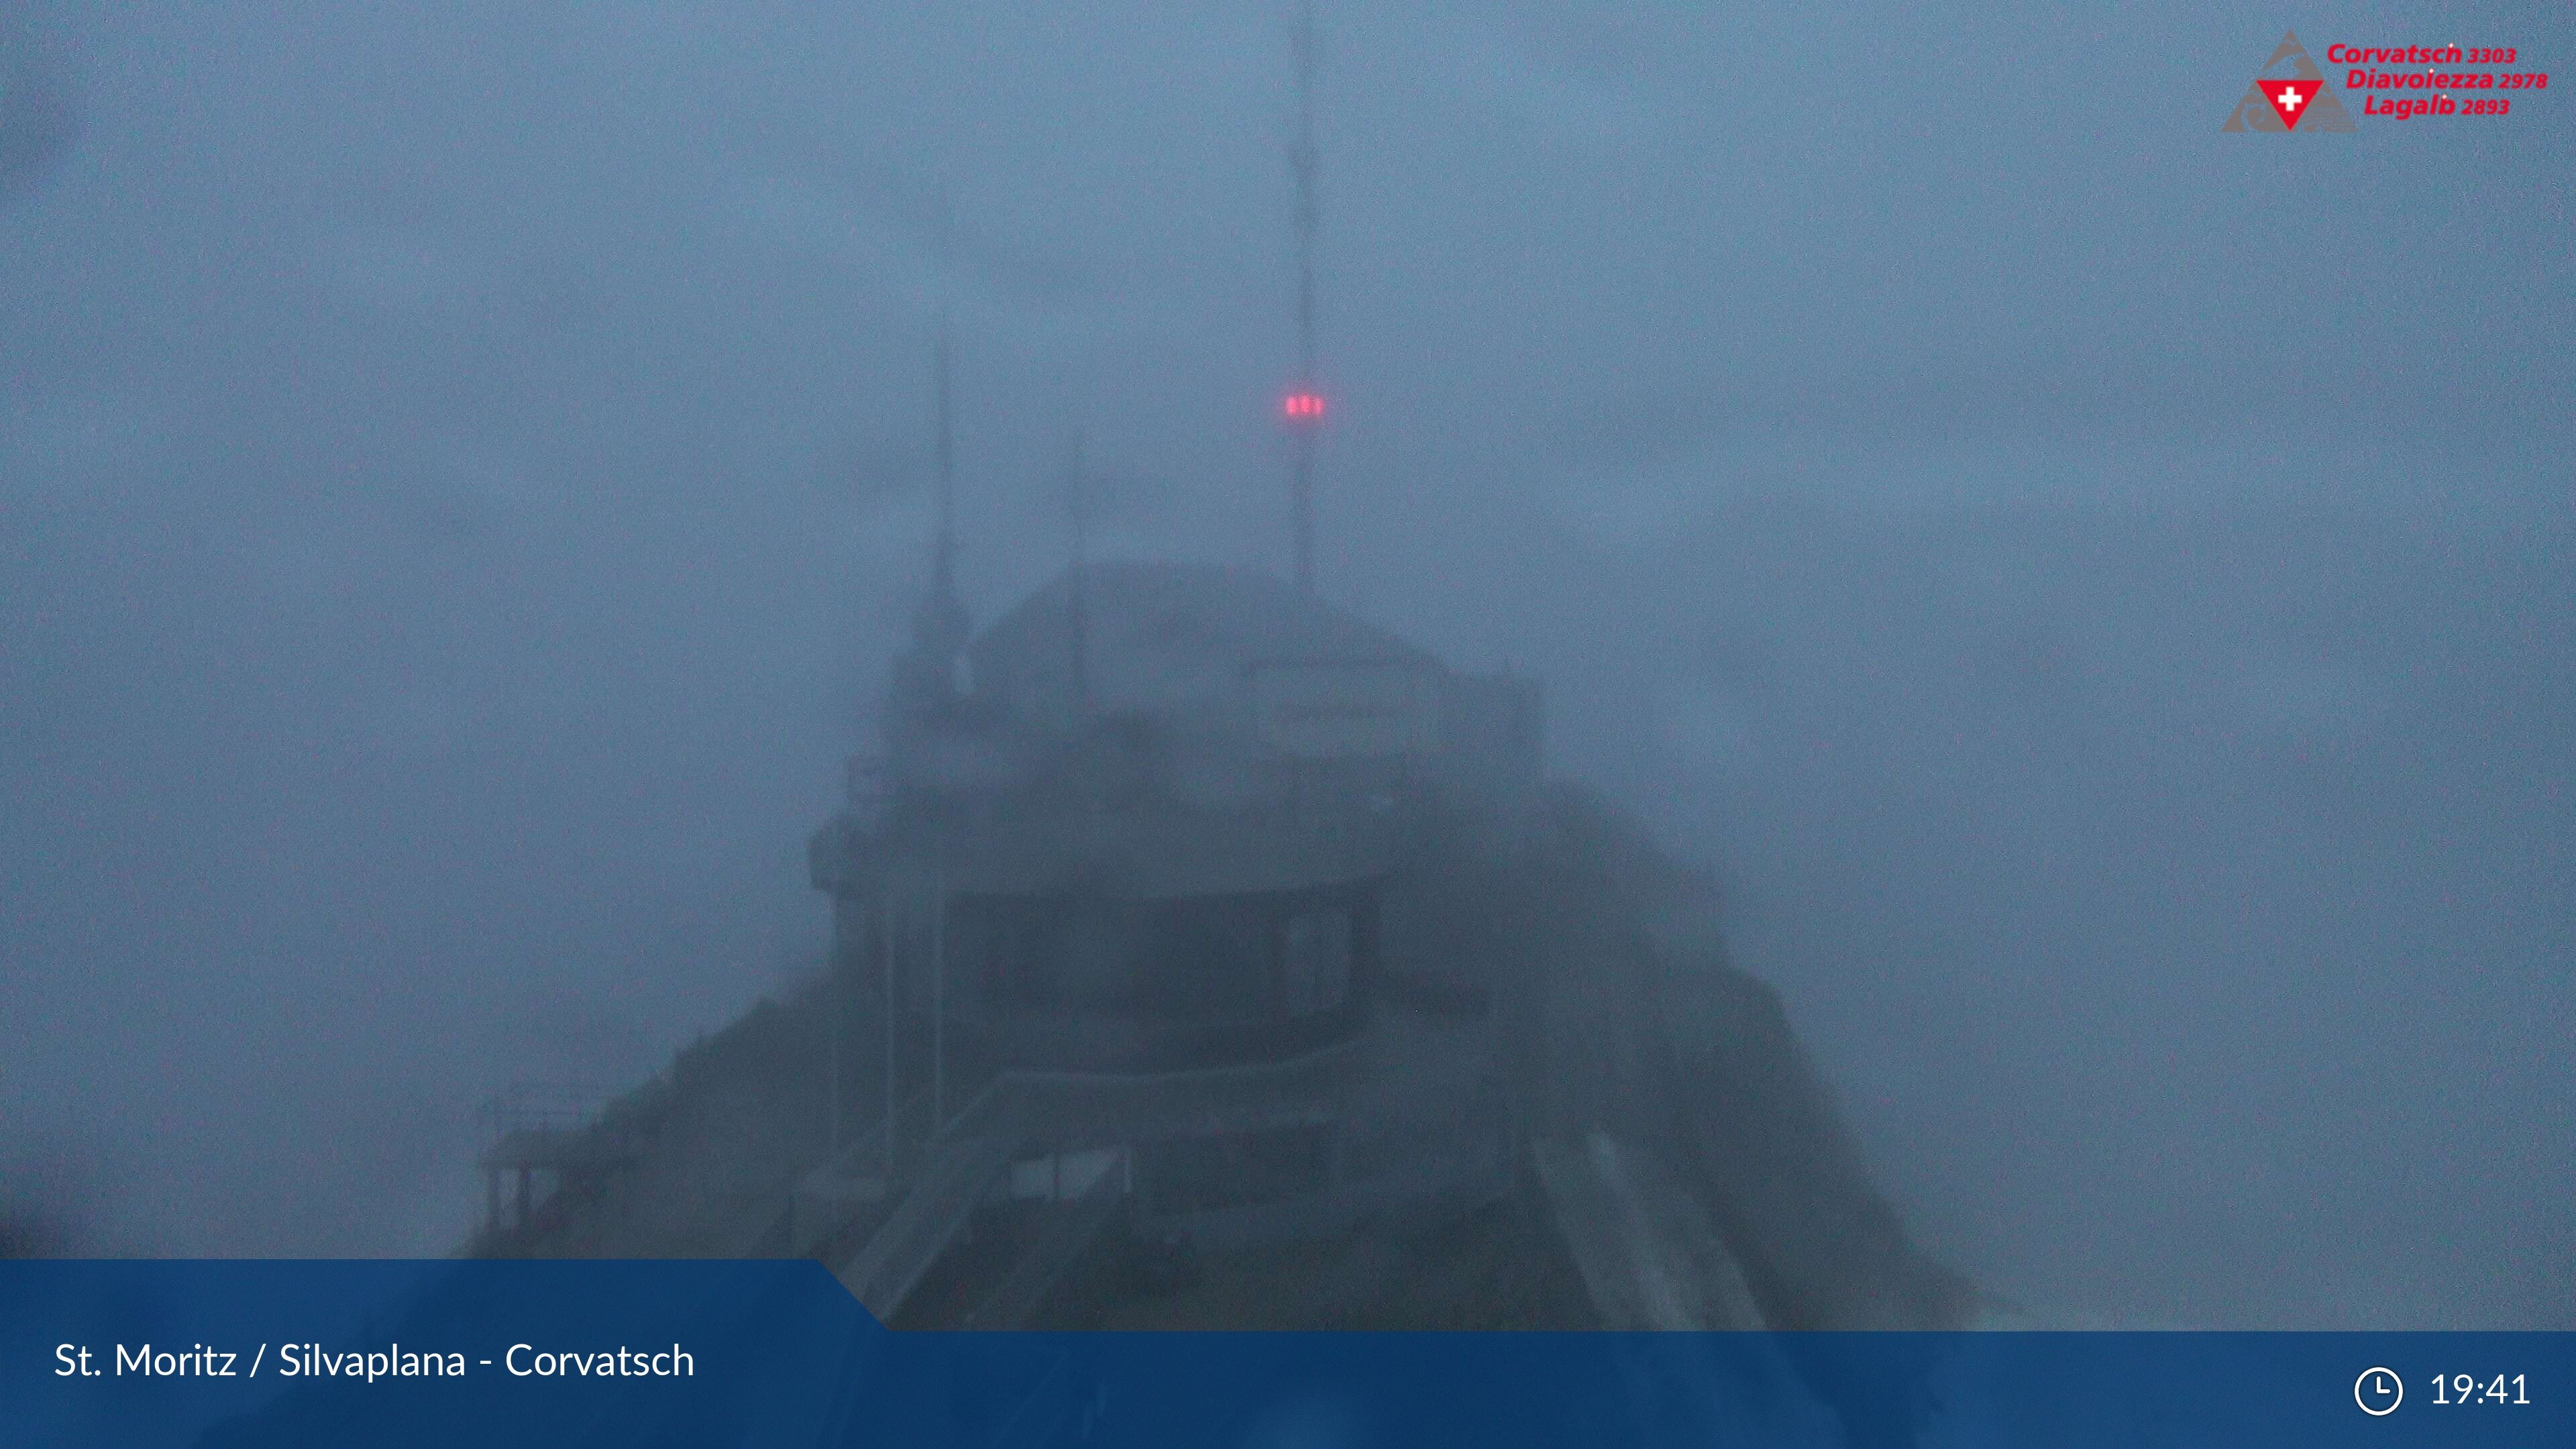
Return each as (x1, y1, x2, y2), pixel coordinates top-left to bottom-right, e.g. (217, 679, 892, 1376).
(801, 562, 1540, 1265)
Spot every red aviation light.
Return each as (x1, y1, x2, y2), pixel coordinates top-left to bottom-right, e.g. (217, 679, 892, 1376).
(1283, 391, 1326, 423)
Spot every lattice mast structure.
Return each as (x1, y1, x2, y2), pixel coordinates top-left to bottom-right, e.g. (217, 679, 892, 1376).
(1283, 0, 1326, 594)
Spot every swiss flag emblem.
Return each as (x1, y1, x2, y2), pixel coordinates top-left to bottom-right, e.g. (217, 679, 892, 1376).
(2263, 79, 2322, 129)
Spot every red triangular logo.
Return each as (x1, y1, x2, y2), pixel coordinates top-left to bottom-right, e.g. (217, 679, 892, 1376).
(2263, 78, 2322, 130)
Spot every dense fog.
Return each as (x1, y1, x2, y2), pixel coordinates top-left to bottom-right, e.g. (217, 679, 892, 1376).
(3, 3, 2568, 1328)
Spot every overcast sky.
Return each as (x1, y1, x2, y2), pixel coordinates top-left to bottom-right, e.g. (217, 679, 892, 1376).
(3, 1, 2569, 1328)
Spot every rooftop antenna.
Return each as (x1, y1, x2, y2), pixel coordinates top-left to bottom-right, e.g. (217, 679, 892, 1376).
(1282, 0, 1326, 595)
(929, 195, 961, 623)
(1064, 428, 1091, 713)
(904, 195, 971, 702)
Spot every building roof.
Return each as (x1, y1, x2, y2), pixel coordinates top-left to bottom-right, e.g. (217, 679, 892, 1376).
(969, 561, 1438, 717)
(938, 804, 1401, 899)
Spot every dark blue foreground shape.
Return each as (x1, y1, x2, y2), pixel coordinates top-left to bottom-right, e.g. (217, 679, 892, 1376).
(3, 1261, 2568, 1446)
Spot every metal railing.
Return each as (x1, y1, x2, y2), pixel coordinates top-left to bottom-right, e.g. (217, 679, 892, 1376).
(474, 1081, 621, 1152)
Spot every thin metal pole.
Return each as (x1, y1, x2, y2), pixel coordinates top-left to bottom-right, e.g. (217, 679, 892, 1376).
(1289, 0, 1320, 594)
(1066, 430, 1089, 712)
(881, 879, 896, 1181)
(933, 309, 955, 599)
(1292, 427, 1314, 596)
(931, 871, 946, 1136)
(827, 961, 841, 1151)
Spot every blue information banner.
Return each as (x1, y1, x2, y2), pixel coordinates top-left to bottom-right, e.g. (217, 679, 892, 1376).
(3, 1260, 2568, 1446)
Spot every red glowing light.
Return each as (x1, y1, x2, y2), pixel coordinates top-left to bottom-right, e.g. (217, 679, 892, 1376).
(1283, 392, 1326, 422)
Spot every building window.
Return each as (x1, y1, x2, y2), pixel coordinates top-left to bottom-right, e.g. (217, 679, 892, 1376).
(1280, 905, 1352, 1018)
(969, 895, 1276, 1022)
(1140, 899, 1271, 1020)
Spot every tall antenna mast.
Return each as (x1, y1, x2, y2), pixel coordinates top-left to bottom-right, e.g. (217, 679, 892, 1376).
(930, 197, 959, 610)
(1065, 429, 1091, 712)
(932, 308, 957, 602)
(1283, 0, 1325, 595)
(900, 193, 971, 708)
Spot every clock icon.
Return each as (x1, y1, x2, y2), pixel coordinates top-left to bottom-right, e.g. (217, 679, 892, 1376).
(2355, 1366, 2404, 1416)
